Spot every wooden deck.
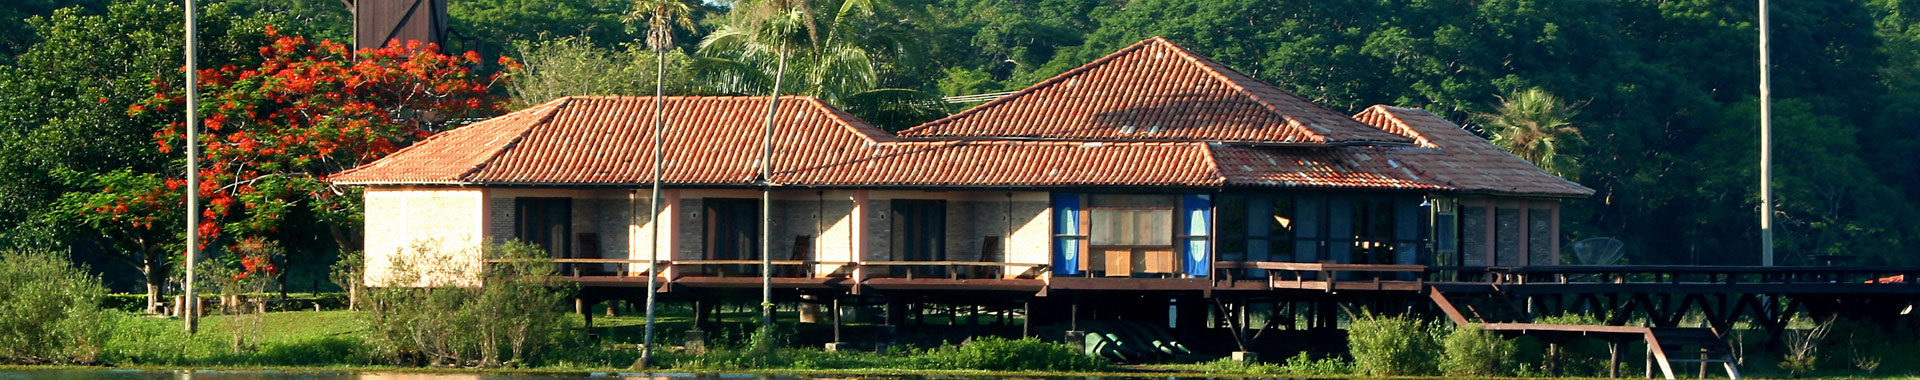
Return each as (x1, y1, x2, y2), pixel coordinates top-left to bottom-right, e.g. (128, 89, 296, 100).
(516, 259, 1920, 298)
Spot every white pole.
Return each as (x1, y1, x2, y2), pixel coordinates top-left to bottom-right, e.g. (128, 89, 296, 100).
(1759, 0, 1775, 267)
(183, 0, 200, 333)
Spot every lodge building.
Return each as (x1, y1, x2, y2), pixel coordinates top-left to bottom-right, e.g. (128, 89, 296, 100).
(332, 37, 1590, 312)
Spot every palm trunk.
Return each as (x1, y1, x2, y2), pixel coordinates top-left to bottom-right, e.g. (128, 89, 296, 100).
(759, 48, 789, 329)
(634, 42, 671, 370)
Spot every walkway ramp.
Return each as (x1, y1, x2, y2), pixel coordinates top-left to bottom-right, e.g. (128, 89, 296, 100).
(1430, 289, 1740, 379)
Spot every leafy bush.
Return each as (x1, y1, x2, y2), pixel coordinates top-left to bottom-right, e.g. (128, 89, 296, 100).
(1440, 323, 1515, 376)
(0, 249, 114, 364)
(364, 240, 577, 367)
(200, 238, 285, 353)
(908, 336, 1108, 371)
(1279, 351, 1355, 375)
(1346, 313, 1438, 376)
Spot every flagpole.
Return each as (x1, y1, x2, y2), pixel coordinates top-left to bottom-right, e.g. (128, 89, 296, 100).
(1759, 0, 1775, 267)
(183, 0, 200, 333)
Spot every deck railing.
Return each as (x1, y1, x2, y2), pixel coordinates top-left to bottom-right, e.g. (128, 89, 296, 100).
(501, 258, 1920, 291)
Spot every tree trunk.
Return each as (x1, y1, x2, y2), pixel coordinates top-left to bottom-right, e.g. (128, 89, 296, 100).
(143, 260, 165, 314)
(329, 223, 361, 253)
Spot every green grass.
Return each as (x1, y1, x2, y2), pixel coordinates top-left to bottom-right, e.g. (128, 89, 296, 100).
(76, 309, 1920, 380)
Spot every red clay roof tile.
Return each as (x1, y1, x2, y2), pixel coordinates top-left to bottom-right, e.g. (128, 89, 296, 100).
(898, 37, 1412, 145)
(1350, 105, 1594, 197)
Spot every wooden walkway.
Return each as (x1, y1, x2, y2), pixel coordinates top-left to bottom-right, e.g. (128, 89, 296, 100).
(1430, 289, 1740, 380)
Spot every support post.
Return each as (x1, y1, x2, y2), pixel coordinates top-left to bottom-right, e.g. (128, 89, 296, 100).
(1610, 340, 1622, 378)
(1022, 300, 1033, 337)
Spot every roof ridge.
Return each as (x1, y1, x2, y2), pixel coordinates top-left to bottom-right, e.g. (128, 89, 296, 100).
(332, 97, 570, 182)
(1154, 39, 1335, 143)
(896, 37, 1166, 136)
(1197, 142, 1227, 186)
(455, 97, 572, 182)
(1356, 104, 1437, 148)
(800, 97, 894, 144)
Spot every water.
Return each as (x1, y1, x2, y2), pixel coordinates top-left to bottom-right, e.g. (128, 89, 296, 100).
(0, 371, 1189, 380)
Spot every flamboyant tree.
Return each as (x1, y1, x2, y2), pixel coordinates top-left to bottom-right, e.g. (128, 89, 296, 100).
(65, 26, 517, 311)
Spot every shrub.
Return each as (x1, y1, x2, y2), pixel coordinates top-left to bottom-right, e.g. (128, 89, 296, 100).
(1346, 313, 1438, 376)
(364, 240, 577, 367)
(199, 238, 285, 353)
(0, 249, 114, 364)
(910, 337, 1109, 371)
(1779, 316, 1836, 377)
(1278, 351, 1355, 375)
(1440, 323, 1515, 376)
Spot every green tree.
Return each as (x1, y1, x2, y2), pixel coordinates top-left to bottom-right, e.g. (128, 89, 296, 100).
(1475, 87, 1583, 179)
(503, 37, 703, 107)
(698, 0, 902, 103)
(0, 0, 279, 309)
(449, 0, 640, 58)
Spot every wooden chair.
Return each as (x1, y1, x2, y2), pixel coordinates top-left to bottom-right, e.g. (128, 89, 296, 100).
(574, 233, 604, 275)
(970, 236, 1004, 278)
(774, 235, 812, 277)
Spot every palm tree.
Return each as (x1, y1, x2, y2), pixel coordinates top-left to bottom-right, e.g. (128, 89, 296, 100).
(702, 0, 817, 331)
(1476, 87, 1584, 179)
(696, 0, 900, 104)
(628, 0, 697, 370)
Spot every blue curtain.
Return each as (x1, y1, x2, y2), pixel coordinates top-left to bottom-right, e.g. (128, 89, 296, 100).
(1052, 193, 1082, 275)
(1181, 194, 1211, 276)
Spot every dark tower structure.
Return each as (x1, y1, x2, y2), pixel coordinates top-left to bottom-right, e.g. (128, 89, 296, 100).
(349, 0, 449, 50)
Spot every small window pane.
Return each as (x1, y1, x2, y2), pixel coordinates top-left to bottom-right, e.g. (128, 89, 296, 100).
(1141, 210, 1172, 246)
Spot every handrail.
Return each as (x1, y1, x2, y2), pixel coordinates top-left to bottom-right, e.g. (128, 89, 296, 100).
(858, 261, 1049, 267)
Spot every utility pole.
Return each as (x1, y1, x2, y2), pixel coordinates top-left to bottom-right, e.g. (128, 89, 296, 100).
(1759, 0, 1775, 267)
(183, 0, 201, 333)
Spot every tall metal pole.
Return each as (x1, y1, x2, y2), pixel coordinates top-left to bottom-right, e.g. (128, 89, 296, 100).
(1759, 0, 1775, 267)
(182, 0, 200, 333)
(758, 50, 789, 328)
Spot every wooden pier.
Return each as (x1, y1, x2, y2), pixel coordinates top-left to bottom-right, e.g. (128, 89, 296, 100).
(518, 258, 1920, 378)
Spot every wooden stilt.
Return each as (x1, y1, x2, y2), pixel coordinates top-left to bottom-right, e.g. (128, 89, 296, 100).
(1022, 300, 1033, 337)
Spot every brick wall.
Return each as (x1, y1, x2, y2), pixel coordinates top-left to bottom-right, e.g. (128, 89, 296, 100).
(362, 187, 485, 287)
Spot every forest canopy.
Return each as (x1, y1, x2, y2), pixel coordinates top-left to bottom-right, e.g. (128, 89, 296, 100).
(0, 0, 1915, 295)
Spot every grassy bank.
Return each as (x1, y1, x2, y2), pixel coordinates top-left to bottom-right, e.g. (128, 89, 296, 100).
(94, 310, 1115, 374)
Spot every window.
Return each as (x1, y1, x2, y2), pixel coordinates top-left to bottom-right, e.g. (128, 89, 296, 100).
(514, 198, 572, 257)
(1218, 194, 1424, 265)
(889, 200, 946, 261)
(1088, 195, 1175, 247)
(702, 198, 760, 261)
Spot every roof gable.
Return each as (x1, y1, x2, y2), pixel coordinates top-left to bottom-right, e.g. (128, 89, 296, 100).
(1351, 105, 1594, 197)
(899, 37, 1411, 145)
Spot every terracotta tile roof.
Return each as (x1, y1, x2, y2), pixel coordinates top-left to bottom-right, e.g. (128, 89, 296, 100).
(332, 96, 896, 186)
(898, 37, 1412, 145)
(1350, 105, 1595, 197)
(783, 140, 1224, 187)
(1211, 145, 1448, 190)
(329, 99, 566, 184)
(334, 96, 1455, 191)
